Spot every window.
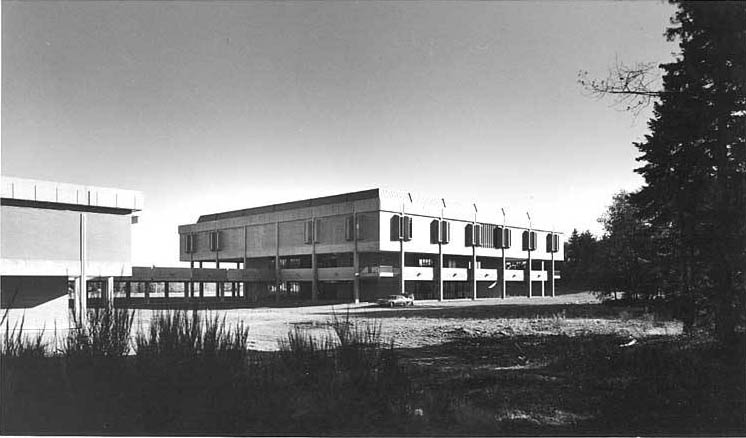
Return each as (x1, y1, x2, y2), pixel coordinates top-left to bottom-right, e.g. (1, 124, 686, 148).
(390, 215, 402, 241)
(209, 231, 221, 251)
(303, 220, 314, 244)
(441, 220, 451, 244)
(185, 234, 195, 253)
(546, 233, 560, 253)
(522, 230, 537, 251)
(465, 223, 482, 247)
(390, 215, 412, 241)
(430, 220, 451, 244)
(402, 216, 413, 241)
(344, 215, 354, 241)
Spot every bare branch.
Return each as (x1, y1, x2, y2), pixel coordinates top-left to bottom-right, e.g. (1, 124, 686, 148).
(578, 61, 663, 116)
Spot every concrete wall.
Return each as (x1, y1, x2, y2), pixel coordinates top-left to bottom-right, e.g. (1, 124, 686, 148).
(181, 205, 381, 262)
(1, 205, 133, 276)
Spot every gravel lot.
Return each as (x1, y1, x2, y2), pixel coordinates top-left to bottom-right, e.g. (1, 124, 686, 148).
(130, 292, 681, 351)
(4, 292, 681, 352)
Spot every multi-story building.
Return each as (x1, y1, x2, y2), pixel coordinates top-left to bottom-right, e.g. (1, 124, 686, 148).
(1, 176, 143, 327)
(177, 188, 563, 303)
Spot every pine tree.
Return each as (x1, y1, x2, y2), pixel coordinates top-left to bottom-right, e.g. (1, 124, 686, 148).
(631, 2, 746, 343)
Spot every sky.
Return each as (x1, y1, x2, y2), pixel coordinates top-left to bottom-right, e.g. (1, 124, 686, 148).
(2, 1, 679, 266)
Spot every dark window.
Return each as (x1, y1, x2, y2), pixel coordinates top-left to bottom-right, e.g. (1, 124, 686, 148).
(355, 215, 365, 240)
(314, 219, 321, 243)
(430, 220, 440, 244)
(441, 221, 451, 244)
(390, 215, 402, 241)
(466, 224, 482, 247)
(391, 215, 412, 241)
(185, 234, 195, 253)
(546, 233, 560, 252)
(344, 215, 354, 241)
(402, 216, 413, 241)
(522, 230, 537, 251)
(304, 220, 314, 244)
(317, 252, 353, 268)
(430, 220, 450, 244)
(209, 231, 221, 251)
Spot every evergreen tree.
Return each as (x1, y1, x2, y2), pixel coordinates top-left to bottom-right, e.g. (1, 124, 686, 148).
(631, 2, 746, 342)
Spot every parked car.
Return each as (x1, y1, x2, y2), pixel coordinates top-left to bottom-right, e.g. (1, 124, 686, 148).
(377, 294, 414, 307)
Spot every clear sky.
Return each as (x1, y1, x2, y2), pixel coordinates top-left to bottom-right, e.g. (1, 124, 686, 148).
(2, 1, 678, 266)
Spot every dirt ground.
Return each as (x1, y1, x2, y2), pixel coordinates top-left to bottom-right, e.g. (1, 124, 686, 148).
(129, 292, 682, 351)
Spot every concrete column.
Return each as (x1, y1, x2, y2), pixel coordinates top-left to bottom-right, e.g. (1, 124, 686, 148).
(105, 276, 115, 308)
(438, 244, 444, 301)
(353, 212, 360, 304)
(76, 213, 88, 326)
(231, 282, 236, 297)
(471, 247, 477, 300)
(275, 222, 281, 304)
(125, 281, 131, 299)
(311, 223, 318, 303)
(500, 249, 506, 299)
(526, 251, 532, 298)
(550, 253, 556, 298)
(164, 281, 170, 299)
(199, 261, 203, 269)
(144, 282, 151, 302)
(541, 260, 545, 297)
(190, 261, 194, 269)
(184, 281, 190, 299)
(199, 282, 204, 298)
(399, 240, 405, 295)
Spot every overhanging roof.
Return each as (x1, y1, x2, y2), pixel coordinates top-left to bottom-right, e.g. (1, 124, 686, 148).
(1, 176, 143, 213)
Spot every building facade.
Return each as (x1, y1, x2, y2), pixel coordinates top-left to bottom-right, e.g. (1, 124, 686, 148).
(177, 189, 563, 303)
(1, 177, 143, 327)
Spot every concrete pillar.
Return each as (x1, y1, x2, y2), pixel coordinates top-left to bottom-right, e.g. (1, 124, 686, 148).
(164, 281, 170, 299)
(199, 261, 203, 269)
(125, 281, 131, 299)
(541, 260, 545, 297)
(550, 253, 556, 297)
(231, 282, 236, 297)
(190, 261, 194, 269)
(184, 281, 190, 299)
(275, 222, 281, 304)
(437, 244, 444, 302)
(311, 249, 318, 303)
(144, 282, 151, 302)
(399, 240, 405, 295)
(471, 247, 477, 300)
(526, 251, 532, 298)
(353, 212, 360, 304)
(199, 282, 204, 298)
(105, 276, 115, 308)
(76, 213, 88, 326)
(500, 250, 506, 299)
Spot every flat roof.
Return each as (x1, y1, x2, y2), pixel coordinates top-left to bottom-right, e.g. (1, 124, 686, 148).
(1, 176, 143, 212)
(197, 188, 379, 222)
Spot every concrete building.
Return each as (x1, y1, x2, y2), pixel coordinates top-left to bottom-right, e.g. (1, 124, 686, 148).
(1, 176, 143, 327)
(177, 189, 563, 304)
